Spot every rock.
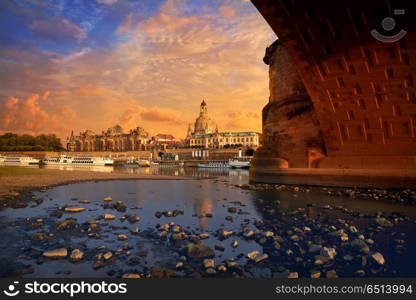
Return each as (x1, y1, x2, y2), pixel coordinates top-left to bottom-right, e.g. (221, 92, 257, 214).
(264, 231, 274, 237)
(375, 217, 393, 227)
(70, 249, 84, 262)
(215, 244, 225, 251)
(172, 225, 181, 233)
(247, 250, 260, 260)
(64, 207, 85, 213)
(165, 211, 173, 217)
(206, 268, 216, 275)
(254, 254, 269, 263)
(154, 211, 162, 218)
(370, 252, 385, 265)
(185, 243, 214, 259)
(343, 254, 353, 261)
(351, 239, 370, 254)
(225, 216, 233, 221)
(308, 244, 322, 253)
(131, 227, 140, 234)
(122, 273, 141, 278)
(231, 240, 239, 248)
(160, 224, 170, 231)
(175, 262, 184, 269)
(93, 260, 104, 269)
(227, 207, 237, 213)
(103, 196, 113, 202)
(326, 270, 338, 278)
(199, 233, 210, 239)
(203, 259, 215, 268)
(290, 234, 300, 241)
(171, 232, 187, 240)
(243, 230, 255, 238)
(218, 264, 227, 272)
(310, 271, 321, 278)
(78, 200, 91, 204)
(56, 219, 79, 231)
(320, 247, 336, 259)
(288, 272, 298, 278)
(43, 248, 68, 258)
(104, 214, 116, 221)
(128, 214, 140, 223)
(103, 252, 113, 260)
(219, 230, 233, 239)
(118, 234, 128, 241)
(32, 232, 48, 242)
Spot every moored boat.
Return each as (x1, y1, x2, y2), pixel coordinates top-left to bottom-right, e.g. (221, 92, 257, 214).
(197, 160, 229, 168)
(228, 156, 251, 169)
(1, 155, 40, 166)
(43, 155, 113, 166)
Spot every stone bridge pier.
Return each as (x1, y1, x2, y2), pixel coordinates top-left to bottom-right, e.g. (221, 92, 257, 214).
(250, 0, 416, 188)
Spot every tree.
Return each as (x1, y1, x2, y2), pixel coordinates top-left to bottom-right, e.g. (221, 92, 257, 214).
(0, 133, 63, 151)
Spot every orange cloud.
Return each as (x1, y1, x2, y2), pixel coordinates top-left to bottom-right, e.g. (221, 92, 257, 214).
(0, 93, 76, 137)
(219, 6, 235, 18)
(118, 104, 186, 130)
(76, 85, 108, 97)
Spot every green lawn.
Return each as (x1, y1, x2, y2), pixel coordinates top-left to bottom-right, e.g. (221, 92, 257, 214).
(0, 167, 59, 176)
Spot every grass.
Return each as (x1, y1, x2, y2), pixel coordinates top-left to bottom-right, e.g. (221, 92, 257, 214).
(0, 167, 59, 176)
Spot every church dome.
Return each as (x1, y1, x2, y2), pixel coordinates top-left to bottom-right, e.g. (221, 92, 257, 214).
(193, 100, 215, 134)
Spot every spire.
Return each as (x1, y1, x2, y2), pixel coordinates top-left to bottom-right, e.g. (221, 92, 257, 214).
(201, 99, 206, 106)
(200, 99, 207, 115)
(215, 124, 219, 133)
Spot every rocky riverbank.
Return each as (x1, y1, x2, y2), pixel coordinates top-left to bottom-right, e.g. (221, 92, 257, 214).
(1, 178, 415, 278)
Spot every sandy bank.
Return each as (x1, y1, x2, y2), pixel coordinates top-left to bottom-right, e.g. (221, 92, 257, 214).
(0, 168, 192, 199)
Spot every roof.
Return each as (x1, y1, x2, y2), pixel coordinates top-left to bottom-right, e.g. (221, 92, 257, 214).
(191, 131, 259, 138)
(155, 134, 175, 140)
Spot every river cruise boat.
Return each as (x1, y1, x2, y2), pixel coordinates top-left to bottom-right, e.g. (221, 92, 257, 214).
(197, 160, 229, 168)
(43, 155, 113, 166)
(1, 155, 40, 166)
(228, 156, 251, 169)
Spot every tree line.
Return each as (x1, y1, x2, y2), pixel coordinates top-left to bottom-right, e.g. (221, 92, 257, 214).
(0, 133, 63, 151)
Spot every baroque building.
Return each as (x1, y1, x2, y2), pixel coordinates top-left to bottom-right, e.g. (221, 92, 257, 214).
(67, 125, 149, 152)
(186, 100, 260, 149)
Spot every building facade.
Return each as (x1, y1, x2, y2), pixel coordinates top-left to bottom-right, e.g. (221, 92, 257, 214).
(186, 100, 260, 149)
(67, 125, 150, 152)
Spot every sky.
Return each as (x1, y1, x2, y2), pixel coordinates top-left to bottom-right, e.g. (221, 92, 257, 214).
(0, 0, 275, 142)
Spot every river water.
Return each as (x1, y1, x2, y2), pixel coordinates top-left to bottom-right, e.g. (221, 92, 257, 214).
(0, 166, 415, 278)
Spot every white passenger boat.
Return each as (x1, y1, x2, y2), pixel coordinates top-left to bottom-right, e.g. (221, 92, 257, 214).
(197, 160, 229, 168)
(228, 156, 251, 169)
(1, 155, 40, 166)
(43, 155, 113, 166)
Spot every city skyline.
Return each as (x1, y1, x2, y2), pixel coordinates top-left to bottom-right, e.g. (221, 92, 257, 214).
(0, 0, 275, 141)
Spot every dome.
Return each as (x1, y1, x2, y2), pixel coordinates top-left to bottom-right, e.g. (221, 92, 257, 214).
(107, 125, 123, 134)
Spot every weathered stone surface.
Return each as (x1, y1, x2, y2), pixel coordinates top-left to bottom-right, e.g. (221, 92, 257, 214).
(43, 248, 68, 258)
(185, 243, 214, 259)
(70, 249, 84, 262)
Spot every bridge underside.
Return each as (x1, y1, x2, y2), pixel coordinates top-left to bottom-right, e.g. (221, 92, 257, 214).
(250, 0, 416, 187)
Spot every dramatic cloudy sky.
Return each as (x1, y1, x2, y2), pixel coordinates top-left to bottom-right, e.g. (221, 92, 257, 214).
(0, 0, 275, 141)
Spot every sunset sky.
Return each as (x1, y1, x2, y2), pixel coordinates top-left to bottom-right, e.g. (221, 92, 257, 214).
(0, 0, 275, 142)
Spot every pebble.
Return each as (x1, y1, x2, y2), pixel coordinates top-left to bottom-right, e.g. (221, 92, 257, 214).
(43, 248, 68, 258)
(64, 207, 85, 213)
(118, 234, 128, 241)
(370, 252, 385, 265)
(103, 197, 113, 202)
(203, 259, 215, 269)
(104, 214, 116, 220)
(70, 249, 84, 262)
